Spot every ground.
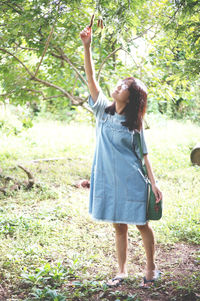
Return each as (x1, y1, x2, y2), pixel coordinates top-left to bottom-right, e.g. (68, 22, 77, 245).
(0, 224, 199, 300)
(0, 118, 200, 300)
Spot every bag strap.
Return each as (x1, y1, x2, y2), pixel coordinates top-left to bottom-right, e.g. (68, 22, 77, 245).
(135, 132, 148, 177)
(136, 132, 151, 212)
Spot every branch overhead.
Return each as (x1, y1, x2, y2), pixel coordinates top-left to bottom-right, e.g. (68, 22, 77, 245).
(51, 48, 88, 87)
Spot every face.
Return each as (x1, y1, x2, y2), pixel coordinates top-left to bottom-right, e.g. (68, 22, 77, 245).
(111, 79, 130, 104)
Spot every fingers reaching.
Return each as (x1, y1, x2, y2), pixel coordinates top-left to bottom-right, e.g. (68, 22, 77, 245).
(80, 26, 91, 36)
(80, 15, 104, 45)
(80, 26, 92, 45)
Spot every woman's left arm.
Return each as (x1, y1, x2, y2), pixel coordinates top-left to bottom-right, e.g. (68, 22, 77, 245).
(144, 154, 163, 203)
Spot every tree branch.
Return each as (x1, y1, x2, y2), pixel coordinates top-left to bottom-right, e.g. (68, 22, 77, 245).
(128, 25, 154, 43)
(121, 47, 139, 68)
(97, 46, 122, 81)
(44, 94, 65, 100)
(33, 77, 85, 105)
(13, 2, 24, 11)
(14, 42, 39, 51)
(165, 6, 181, 26)
(0, 47, 34, 77)
(1, 1, 23, 14)
(34, 0, 62, 77)
(34, 25, 55, 77)
(0, 91, 14, 97)
(96, 25, 154, 82)
(71, 73, 79, 95)
(0, 48, 85, 105)
(23, 88, 67, 100)
(21, 88, 45, 97)
(32, 77, 75, 103)
(18, 165, 33, 179)
(18, 165, 34, 190)
(82, 102, 93, 114)
(25, 157, 70, 163)
(51, 49, 88, 86)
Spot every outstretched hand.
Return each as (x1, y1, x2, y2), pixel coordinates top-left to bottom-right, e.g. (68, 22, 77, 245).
(80, 26, 92, 46)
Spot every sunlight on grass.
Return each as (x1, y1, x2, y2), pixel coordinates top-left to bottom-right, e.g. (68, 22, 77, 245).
(0, 115, 200, 299)
(0, 120, 95, 166)
(144, 115, 200, 244)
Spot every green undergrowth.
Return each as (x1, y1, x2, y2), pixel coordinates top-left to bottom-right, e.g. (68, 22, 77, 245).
(0, 114, 200, 300)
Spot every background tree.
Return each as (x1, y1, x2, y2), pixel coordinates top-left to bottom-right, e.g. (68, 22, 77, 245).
(0, 0, 147, 105)
(0, 0, 199, 120)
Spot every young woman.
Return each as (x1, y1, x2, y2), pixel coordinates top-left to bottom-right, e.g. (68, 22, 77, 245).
(80, 25, 162, 288)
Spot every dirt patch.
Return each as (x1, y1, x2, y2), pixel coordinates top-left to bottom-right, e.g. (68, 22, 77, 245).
(101, 243, 200, 301)
(0, 284, 10, 301)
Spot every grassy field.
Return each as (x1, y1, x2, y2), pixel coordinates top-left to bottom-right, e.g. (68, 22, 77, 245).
(0, 114, 200, 301)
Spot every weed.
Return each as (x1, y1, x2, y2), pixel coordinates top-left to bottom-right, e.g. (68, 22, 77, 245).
(109, 290, 139, 300)
(21, 263, 76, 287)
(28, 287, 67, 300)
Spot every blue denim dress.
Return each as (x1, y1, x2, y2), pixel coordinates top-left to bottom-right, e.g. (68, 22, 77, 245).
(89, 91, 148, 225)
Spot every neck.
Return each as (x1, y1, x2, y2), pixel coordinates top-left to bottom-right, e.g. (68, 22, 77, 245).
(115, 102, 126, 115)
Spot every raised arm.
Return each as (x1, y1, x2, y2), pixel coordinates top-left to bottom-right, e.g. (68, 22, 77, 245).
(80, 26, 99, 102)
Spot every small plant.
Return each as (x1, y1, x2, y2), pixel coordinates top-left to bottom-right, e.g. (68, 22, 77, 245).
(0, 216, 30, 236)
(29, 287, 67, 300)
(21, 262, 77, 288)
(109, 290, 139, 301)
(68, 280, 109, 300)
(22, 117, 33, 129)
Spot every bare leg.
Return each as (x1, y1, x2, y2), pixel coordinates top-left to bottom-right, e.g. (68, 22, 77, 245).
(114, 223, 128, 276)
(136, 222, 157, 283)
(107, 223, 128, 285)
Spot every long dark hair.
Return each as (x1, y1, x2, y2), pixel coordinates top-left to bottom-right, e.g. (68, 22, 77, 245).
(105, 77, 147, 131)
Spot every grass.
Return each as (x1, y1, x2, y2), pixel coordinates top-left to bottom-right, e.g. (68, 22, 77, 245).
(0, 113, 200, 300)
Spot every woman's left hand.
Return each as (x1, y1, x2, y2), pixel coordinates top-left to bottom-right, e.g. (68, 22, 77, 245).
(151, 183, 162, 203)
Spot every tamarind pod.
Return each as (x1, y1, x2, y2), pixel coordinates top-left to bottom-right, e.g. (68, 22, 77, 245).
(89, 14, 95, 28)
(97, 19, 100, 27)
(100, 19, 103, 29)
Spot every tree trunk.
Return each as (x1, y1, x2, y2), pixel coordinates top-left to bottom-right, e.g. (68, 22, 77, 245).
(190, 143, 200, 166)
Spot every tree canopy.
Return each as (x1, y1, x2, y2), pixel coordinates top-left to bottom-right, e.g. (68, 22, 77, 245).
(0, 0, 199, 119)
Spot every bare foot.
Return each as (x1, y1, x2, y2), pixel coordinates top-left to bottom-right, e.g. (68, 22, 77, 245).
(145, 269, 156, 281)
(140, 269, 161, 288)
(107, 273, 128, 287)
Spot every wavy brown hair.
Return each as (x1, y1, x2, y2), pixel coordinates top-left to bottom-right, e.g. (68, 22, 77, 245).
(105, 77, 147, 131)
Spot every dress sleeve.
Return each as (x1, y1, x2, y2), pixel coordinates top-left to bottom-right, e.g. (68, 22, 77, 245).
(133, 126, 148, 159)
(140, 127, 148, 155)
(88, 90, 110, 121)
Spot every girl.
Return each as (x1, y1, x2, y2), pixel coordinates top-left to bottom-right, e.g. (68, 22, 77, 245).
(80, 25, 162, 288)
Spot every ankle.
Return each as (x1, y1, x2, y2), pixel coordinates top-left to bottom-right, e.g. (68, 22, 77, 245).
(117, 272, 128, 278)
(146, 263, 156, 271)
(118, 269, 128, 276)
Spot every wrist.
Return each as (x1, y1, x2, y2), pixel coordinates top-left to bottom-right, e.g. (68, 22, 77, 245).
(84, 43, 91, 49)
(151, 181, 156, 186)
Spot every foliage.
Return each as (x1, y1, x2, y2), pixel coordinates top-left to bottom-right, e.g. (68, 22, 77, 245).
(0, 0, 148, 106)
(22, 262, 76, 286)
(143, 0, 200, 119)
(165, 0, 200, 76)
(0, 104, 33, 135)
(0, 0, 199, 120)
